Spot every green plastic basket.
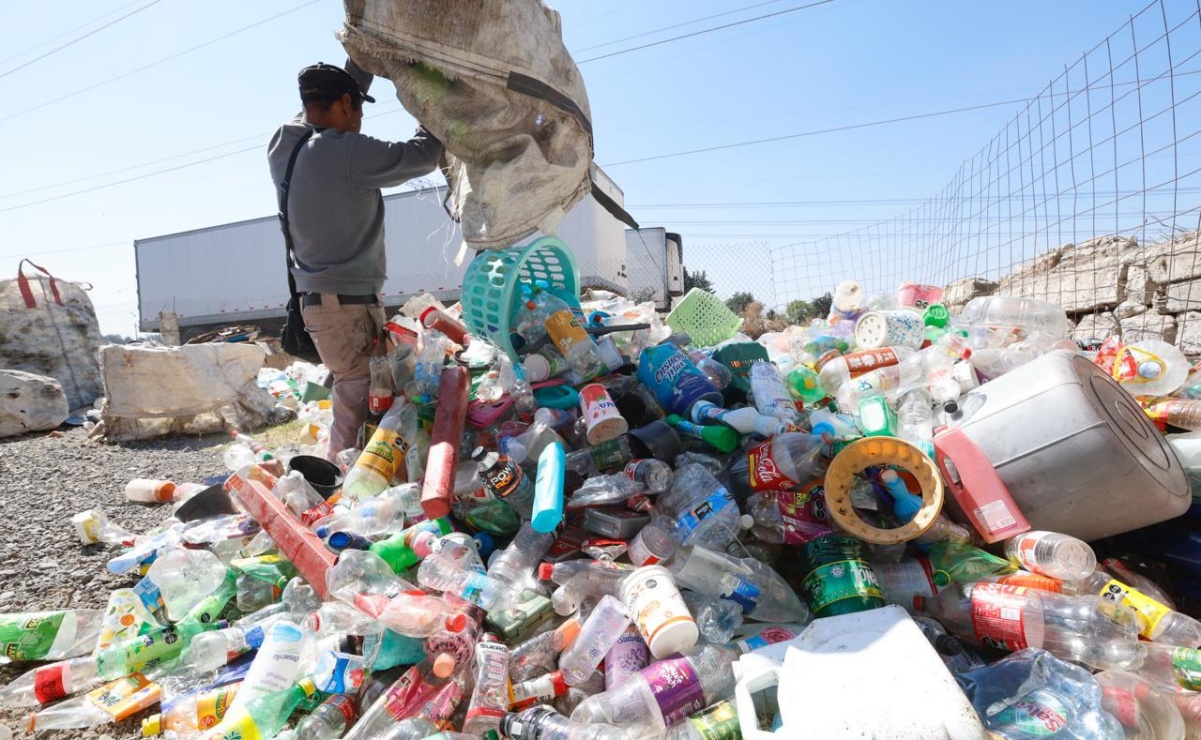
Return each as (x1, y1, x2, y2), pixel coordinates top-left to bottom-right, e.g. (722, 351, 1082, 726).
(460, 237, 580, 364)
(666, 288, 744, 347)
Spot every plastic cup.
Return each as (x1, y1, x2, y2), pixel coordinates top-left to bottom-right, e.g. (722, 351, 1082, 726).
(287, 455, 344, 500)
(625, 420, 681, 465)
(580, 384, 628, 445)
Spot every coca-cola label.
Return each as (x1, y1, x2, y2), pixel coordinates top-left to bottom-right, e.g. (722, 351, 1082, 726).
(747, 438, 801, 492)
(34, 663, 67, 704)
(969, 584, 1029, 651)
(300, 500, 335, 527)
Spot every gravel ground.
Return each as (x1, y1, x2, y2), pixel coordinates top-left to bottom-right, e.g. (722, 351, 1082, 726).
(0, 426, 232, 739)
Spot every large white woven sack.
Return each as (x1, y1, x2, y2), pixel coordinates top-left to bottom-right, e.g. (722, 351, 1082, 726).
(0, 260, 104, 410)
(339, 0, 593, 250)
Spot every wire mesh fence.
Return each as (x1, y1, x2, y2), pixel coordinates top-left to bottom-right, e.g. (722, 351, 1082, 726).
(754, 0, 1201, 352)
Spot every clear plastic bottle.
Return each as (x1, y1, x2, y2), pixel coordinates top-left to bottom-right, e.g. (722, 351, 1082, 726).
(1005, 531, 1097, 582)
(418, 536, 513, 610)
(559, 595, 631, 686)
(816, 347, 914, 393)
(462, 633, 511, 736)
(653, 464, 744, 550)
(533, 289, 607, 380)
(1065, 571, 1201, 646)
(569, 644, 740, 734)
(749, 362, 800, 425)
(474, 447, 536, 520)
(25, 672, 164, 731)
(501, 706, 631, 740)
(916, 582, 1142, 670)
(540, 559, 636, 599)
(958, 295, 1071, 338)
(895, 387, 935, 453)
(689, 400, 789, 437)
(488, 522, 556, 595)
(326, 550, 455, 638)
(1135, 642, 1201, 692)
(296, 693, 356, 740)
(681, 591, 743, 644)
(368, 355, 396, 416)
(622, 458, 674, 494)
(409, 330, 448, 400)
(342, 399, 420, 499)
(726, 431, 828, 498)
(667, 545, 805, 623)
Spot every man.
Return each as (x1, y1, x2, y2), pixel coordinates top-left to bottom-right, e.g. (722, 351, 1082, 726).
(268, 61, 443, 458)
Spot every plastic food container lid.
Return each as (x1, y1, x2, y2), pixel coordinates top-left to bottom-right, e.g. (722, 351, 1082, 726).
(853, 312, 889, 349)
(524, 354, 551, 382)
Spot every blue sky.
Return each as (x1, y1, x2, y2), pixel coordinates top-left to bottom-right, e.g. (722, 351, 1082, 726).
(0, 0, 1157, 334)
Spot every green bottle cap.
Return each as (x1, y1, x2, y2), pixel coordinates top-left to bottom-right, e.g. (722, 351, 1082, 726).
(923, 304, 950, 328)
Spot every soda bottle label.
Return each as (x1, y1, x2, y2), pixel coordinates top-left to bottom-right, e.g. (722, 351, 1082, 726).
(640, 657, 706, 725)
(300, 500, 336, 527)
(381, 664, 438, 721)
(357, 427, 410, 482)
(801, 559, 884, 614)
(196, 685, 238, 729)
(675, 488, 735, 537)
(546, 310, 590, 356)
(326, 693, 357, 725)
(1097, 579, 1171, 639)
(722, 576, 762, 613)
(1171, 647, 1201, 690)
(1013, 531, 1052, 571)
(685, 700, 741, 740)
(988, 687, 1071, 736)
(33, 663, 68, 704)
(86, 673, 162, 722)
(0, 611, 66, 662)
(746, 438, 801, 492)
(969, 584, 1029, 651)
(777, 480, 833, 545)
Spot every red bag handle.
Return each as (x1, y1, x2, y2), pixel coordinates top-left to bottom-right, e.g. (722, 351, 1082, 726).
(16, 259, 63, 309)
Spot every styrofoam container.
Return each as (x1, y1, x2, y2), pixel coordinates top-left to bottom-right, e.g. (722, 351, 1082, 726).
(733, 606, 986, 739)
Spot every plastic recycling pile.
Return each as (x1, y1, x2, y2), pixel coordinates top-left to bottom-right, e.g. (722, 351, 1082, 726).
(13, 280, 1201, 740)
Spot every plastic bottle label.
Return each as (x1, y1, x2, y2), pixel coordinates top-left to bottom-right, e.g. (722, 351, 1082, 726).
(605, 627, 649, 690)
(300, 500, 336, 527)
(0, 611, 66, 662)
(209, 710, 264, 740)
(674, 489, 735, 537)
(1112, 345, 1166, 386)
(509, 671, 568, 709)
(746, 438, 801, 492)
(326, 693, 357, 725)
(640, 657, 706, 725)
(381, 664, 436, 721)
(722, 576, 762, 613)
(830, 348, 901, 378)
(686, 700, 741, 740)
(1171, 647, 1201, 690)
(875, 557, 940, 607)
(547, 310, 590, 355)
(777, 481, 833, 545)
(33, 663, 67, 704)
(1097, 579, 1171, 639)
(589, 438, 632, 471)
(801, 558, 884, 613)
(196, 685, 238, 729)
(1014, 532, 1051, 571)
(86, 673, 162, 721)
(482, 459, 526, 499)
(465, 642, 510, 723)
(356, 427, 409, 481)
(735, 626, 799, 654)
(969, 584, 1029, 651)
(988, 687, 1070, 736)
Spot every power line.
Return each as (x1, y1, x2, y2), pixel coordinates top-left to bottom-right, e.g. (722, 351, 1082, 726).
(0, 0, 321, 125)
(0, 240, 126, 261)
(0, 0, 167, 80)
(0, 102, 408, 211)
(602, 98, 1029, 167)
(577, 0, 834, 64)
(574, 0, 788, 53)
(0, 0, 151, 66)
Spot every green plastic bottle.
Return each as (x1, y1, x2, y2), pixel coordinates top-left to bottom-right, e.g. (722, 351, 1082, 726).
(800, 535, 886, 618)
(199, 677, 318, 740)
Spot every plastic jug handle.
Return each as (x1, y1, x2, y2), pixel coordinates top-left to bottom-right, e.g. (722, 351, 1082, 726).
(733, 656, 783, 740)
(932, 427, 1030, 544)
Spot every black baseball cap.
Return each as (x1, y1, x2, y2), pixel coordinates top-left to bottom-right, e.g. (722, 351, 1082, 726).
(298, 62, 376, 104)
